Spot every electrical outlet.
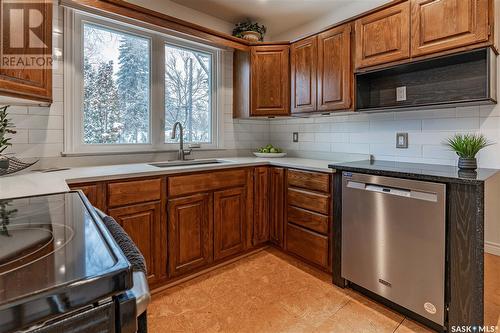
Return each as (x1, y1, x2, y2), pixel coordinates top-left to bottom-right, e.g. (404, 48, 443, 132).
(293, 132, 299, 142)
(396, 132, 408, 149)
(396, 86, 407, 102)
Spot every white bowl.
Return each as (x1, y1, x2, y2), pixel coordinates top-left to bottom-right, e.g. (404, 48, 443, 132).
(253, 152, 287, 158)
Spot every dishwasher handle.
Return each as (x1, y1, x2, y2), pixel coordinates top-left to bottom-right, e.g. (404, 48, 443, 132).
(346, 181, 439, 202)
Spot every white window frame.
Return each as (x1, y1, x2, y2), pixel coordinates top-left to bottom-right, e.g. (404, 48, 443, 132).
(63, 9, 225, 155)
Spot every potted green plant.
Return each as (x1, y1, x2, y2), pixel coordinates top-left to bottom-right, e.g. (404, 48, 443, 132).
(0, 105, 16, 170)
(445, 133, 493, 170)
(0, 200, 17, 237)
(232, 20, 267, 42)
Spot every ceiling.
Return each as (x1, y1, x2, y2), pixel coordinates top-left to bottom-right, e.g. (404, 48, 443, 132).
(169, 0, 373, 39)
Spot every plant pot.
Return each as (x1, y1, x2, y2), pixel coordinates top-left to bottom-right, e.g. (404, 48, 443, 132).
(0, 157, 8, 170)
(241, 31, 261, 42)
(458, 157, 477, 170)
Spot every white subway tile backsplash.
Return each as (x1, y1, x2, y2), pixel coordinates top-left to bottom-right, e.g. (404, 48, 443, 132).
(11, 115, 63, 130)
(29, 130, 64, 144)
(422, 117, 479, 131)
(422, 145, 457, 160)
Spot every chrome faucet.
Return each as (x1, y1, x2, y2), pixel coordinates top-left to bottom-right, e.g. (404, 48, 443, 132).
(171, 122, 192, 161)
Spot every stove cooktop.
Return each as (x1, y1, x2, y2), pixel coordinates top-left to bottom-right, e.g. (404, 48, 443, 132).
(0, 192, 132, 333)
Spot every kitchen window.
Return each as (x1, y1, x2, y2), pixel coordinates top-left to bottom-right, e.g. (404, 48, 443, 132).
(64, 11, 224, 154)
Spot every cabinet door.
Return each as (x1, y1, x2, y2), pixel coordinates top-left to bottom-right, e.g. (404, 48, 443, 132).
(108, 202, 164, 284)
(291, 36, 317, 113)
(0, 0, 52, 102)
(168, 193, 213, 277)
(253, 167, 269, 245)
(318, 24, 352, 111)
(410, 0, 489, 57)
(214, 187, 247, 261)
(269, 168, 285, 248)
(70, 183, 106, 211)
(251, 45, 290, 116)
(355, 2, 410, 69)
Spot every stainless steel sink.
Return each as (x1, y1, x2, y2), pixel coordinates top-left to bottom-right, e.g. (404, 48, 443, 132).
(149, 159, 229, 168)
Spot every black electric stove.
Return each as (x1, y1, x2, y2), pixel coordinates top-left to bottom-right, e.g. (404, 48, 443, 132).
(0, 192, 133, 333)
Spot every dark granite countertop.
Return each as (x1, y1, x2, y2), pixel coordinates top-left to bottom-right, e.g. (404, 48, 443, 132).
(329, 160, 499, 185)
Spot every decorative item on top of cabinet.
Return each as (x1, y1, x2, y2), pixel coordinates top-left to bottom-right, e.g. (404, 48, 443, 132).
(269, 167, 285, 248)
(355, 1, 410, 69)
(233, 45, 290, 117)
(410, 0, 490, 57)
(214, 187, 247, 261)
(253, 166, 270, 245)
(291, 36, 318, 113)
(168, 193, 213, 278)
(108, 202, 164, 284)
(0, 0, 53, 103)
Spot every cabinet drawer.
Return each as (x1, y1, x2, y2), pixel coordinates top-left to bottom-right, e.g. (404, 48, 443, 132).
(286, 223, 329, 268)
(287, 205, 328, 234)
(168, 169, 247, 197)
(287, 169, 330, 193)
(287, 188, 330, 215)
(107, 178, 161, 208)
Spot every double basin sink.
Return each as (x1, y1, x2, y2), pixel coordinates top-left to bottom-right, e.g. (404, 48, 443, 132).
(149, 159, 231, 168)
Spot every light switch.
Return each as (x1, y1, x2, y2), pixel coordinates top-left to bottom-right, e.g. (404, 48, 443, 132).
(396, 86, 407, 102)
(293, 132, 299, 142)
(396, 132, 408, 149)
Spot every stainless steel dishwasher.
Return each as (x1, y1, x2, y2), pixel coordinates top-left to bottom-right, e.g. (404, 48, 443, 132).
(342, 172, 446, 326)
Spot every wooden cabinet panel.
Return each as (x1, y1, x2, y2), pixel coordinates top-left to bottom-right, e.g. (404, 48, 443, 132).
(317, 24, 352, 111)
(107, 178, 161, 208)
(287, 206, 328, 235)
(291, 36, 317, 113)
(355, 2, 410, 68)
(286, 223, 329, 269)
(410, 0, 489, 57)
(0, 0, 52, 102)
(269, 168, 285, 247)
(214, 187, 247, 261)
(253, 167, 269, 245)
(108, 202, 164, 284)
(168, 193, 213, 277)
(70, 183, 106, 211)
(287, 169, 330, 193)
(168, 169, 247, 197)
(251, 45, 290, 116)
(288, 188, 330, 215)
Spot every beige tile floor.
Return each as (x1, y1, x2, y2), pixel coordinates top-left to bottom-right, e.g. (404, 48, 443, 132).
(148, 248, 500, 333)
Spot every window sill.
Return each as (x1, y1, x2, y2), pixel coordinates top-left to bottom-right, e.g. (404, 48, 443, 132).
(61, 148, 228, 157)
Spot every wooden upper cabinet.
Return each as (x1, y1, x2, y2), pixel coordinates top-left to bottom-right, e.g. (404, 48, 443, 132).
(251, 45, 290, 116)
(108, 202, 164, 284)
(291, 36, 317, 113)
(410, 0, 489, 57)
(168, 193, 213, 277)
(317, 24, 352, 111)
(355, 1, 410, 69)
(214, 187, 247, 261)
(0, 0, 52, 103)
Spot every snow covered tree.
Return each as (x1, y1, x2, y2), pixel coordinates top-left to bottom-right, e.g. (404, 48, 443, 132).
(117, 37, 150, 143)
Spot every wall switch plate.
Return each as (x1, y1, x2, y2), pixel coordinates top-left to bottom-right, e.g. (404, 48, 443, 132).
(293, 132, 299, 142)
(396, 86, 407, 101)
(396, 132, 408, 149)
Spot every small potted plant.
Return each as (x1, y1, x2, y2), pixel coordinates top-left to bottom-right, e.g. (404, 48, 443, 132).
(232, 20, 267, 42)
(0, 200, 17, 237)
(0, 105, 16, 170)
(445, 133, 493, 170)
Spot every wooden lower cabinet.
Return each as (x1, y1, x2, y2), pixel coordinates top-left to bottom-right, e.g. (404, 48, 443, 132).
(167, 193, 213, 278)
(286, 223, 330, 269)
(253, 167, 270, 245)
(269, 168, 285, 247)
(214, 187, 247, 261)
(69, 183, 105, 211)
(108, 202, 164, 284)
